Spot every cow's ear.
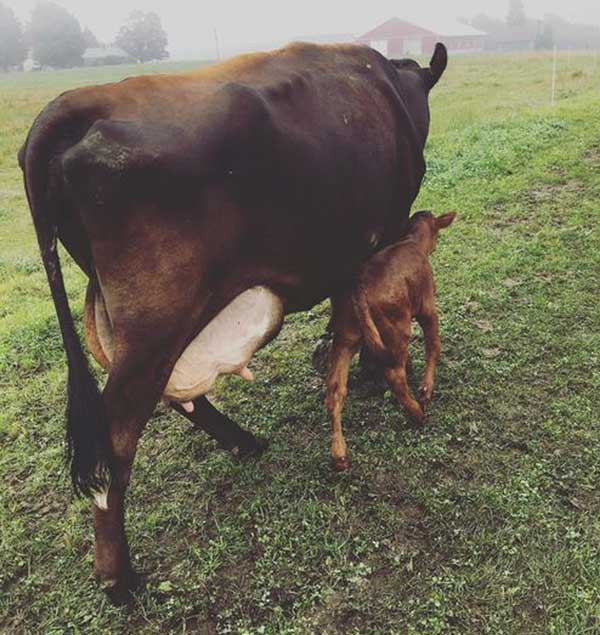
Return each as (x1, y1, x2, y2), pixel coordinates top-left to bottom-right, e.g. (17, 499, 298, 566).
(423, 43, 447, 90)
(435, 211, 456, 229)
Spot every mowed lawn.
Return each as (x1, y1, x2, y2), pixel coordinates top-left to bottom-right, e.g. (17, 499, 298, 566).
(1, 52, 599, 634)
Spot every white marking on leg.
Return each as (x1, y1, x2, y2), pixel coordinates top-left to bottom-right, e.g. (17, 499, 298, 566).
(92, 468, 111, 511)
(181, 401, 195, 413)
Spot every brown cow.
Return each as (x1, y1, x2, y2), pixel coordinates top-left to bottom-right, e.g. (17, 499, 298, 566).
(326, 211, 456, 470)
(19, 42, 447, 602)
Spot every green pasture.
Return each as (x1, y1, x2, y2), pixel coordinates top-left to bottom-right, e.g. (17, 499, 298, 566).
(1, 51, 599, 634)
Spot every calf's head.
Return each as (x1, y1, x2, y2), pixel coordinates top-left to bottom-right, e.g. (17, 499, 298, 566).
(408, 210, 456, 253)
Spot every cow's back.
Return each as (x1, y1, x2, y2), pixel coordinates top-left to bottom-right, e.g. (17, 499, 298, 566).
(30, 43, 427, 312)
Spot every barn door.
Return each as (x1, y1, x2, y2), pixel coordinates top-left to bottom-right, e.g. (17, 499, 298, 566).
(370, 39, 389, 56)
(403, 38, 423, 55)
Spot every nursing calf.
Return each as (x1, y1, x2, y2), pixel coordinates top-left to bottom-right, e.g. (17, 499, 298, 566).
(325, 211, 456, 470)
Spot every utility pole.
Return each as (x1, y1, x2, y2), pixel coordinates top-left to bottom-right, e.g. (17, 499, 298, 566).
(214, 28, 221, 61)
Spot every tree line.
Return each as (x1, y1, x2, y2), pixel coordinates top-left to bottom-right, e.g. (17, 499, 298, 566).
(0, 1, 168, 71)
(464, 0, 600, 51)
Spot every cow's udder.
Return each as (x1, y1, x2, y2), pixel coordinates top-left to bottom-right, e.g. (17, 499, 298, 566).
(94, 286, 284, 404)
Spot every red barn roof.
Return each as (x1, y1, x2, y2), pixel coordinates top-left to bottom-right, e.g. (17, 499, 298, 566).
(359, 17, 485, 41)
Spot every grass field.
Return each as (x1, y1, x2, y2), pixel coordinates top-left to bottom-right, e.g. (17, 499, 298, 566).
(1, 51, 599, 634)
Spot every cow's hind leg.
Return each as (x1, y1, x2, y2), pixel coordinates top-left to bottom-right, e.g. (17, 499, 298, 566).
(93, 360, 167, 604)
(172, 396, 268, 458)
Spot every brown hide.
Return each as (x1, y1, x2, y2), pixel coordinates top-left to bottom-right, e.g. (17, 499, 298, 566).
(19, 41, 447, 600)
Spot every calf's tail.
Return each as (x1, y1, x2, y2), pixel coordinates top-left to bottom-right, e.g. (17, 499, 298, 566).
(352, 284, 395, 366)
(19, 104, 113, 498)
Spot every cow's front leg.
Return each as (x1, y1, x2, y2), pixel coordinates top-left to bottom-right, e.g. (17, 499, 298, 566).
(172, 396, 268, 458)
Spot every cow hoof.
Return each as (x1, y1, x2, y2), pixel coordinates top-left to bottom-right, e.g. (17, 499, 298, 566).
(232, 435, 269, 461)
(332, 456, 351, 471)
(99, 569, 141, 607)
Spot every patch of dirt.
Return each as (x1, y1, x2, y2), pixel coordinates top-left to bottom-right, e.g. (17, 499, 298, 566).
(178, 616, 217, 635)
(487, 202, 535, 236)
(430, 460, 474, 485)
(487, 179, 587, 237)
(524, 179, 585, 204)
(206, 557, 265, 627)
(297, 589, 351, 635)
(583, 144, 600, 166)
(513, 597, 548, 632)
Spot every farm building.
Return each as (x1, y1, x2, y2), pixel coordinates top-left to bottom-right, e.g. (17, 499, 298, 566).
(356, 17, 486, 56)
(82, 46, 134, 66)
(485, 27, 535, 52)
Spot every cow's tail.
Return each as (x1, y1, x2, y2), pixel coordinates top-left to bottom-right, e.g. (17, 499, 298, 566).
(19, 100, 113, 498)
(352, 284, 395, 366)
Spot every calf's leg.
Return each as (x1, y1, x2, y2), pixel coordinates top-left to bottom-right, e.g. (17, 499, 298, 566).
(326, 296, 361, 471)
(172, 396, 267, 458)
(380, 317, 425, 426)
(416, 310, 441, 409)
(326, 335, 359, 470)
(385, 363, 425, 426)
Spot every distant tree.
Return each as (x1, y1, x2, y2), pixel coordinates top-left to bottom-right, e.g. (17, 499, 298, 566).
(544, 14, 600, 50)
(82, 26, 100, 48)
(506, 0, 526, 28)
(471, 13, 505, 35)
(0, 3, 26, 70)
(115, 11, 168, 63)
(31, 2, 85, 67)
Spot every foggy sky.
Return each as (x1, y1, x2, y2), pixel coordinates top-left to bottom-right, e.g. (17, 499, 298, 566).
(6, 0, 600, 60)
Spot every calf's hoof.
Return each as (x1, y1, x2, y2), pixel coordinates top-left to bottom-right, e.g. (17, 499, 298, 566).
(232, 435, 269, 461)
(407, 407, 426, 429)
(332, 455, 351, 471)
(418, 385, 433, 409)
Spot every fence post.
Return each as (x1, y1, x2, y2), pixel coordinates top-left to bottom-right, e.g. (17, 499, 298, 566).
(551, 45, 557, 106)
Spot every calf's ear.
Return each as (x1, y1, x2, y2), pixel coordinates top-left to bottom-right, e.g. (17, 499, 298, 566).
(435, 211, 457, 229)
